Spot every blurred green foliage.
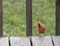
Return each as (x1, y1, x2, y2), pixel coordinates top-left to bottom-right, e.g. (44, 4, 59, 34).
(3, 0, 55, 36)
(3, 0, 26, 36)
(32, 0, 56, 36)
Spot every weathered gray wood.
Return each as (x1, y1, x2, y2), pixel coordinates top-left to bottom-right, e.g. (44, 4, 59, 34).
(32, 36, 53, 46)
(0, 37, 9, 46)
(10, 37, 31, 46)
(52, 36, 60, 46)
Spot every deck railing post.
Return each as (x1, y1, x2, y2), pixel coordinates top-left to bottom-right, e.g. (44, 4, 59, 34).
(56, 0, 60, 35)
(26, 0, 32, 36)
(0, 0, 3, 36)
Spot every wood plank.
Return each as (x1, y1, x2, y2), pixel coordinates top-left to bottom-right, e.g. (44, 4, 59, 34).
(32, 36, 53, 46)
(10, 37, 31, 46)
(0, 37, 9, 46)
(52, 36, 60, 46)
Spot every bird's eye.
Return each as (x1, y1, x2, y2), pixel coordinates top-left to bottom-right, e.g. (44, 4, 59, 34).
(38, 25, 40, 28)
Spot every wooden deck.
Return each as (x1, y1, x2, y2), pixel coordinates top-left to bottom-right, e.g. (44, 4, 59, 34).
(0, 36, 60, 46)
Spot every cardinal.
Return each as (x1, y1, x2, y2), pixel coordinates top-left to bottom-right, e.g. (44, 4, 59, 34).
(37, 21, 45, 36)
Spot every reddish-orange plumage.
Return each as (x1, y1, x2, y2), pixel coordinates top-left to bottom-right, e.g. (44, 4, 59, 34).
(37, 21, 45, 34)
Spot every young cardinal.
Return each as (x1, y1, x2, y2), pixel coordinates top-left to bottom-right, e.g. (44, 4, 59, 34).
(37, 21, 45, 36)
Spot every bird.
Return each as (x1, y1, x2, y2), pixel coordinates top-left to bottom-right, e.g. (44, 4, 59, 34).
(37, 21, 45, 36)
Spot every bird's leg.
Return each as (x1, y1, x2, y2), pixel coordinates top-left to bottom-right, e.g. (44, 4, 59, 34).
(39, 34, 44, 37)
(39, 34, 44, 41)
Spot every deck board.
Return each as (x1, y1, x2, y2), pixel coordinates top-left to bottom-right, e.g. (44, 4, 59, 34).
(52, 36, 60, 46)
(0, 36, 60, 46)
(31, 36, 53, 46)
(0, 37, 9, 46)
(10, 37, 31, 46)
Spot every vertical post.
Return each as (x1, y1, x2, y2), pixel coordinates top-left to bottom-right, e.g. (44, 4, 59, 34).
(26, 0, 32, 36)
(56, 0, 60, 35)
(0, 0, 3, 36)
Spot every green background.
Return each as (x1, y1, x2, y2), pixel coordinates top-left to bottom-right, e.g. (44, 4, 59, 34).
(3, 0, 55, 36)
